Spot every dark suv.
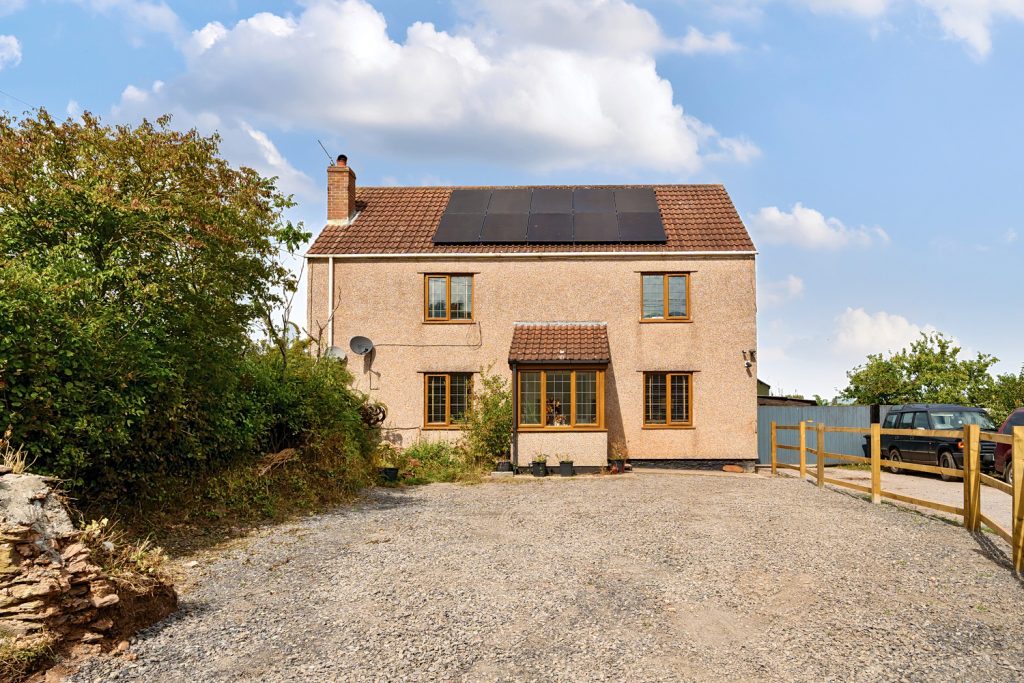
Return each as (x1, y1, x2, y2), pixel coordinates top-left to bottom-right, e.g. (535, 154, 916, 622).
(994, 407, 1024, 484)
(878, 404, 997, 481)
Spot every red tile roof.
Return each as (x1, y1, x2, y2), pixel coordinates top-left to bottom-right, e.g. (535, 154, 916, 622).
(306, 185, 754, 255)
(508, 323, 611, 364)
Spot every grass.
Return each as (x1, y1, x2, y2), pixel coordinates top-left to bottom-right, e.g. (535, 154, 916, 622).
(0, 635, 55, 683)
(0, 426, 34, 474)
(837, 463, 872, 471)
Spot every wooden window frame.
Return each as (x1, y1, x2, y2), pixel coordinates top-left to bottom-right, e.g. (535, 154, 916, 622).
(642, 371, 694, 429)
(639, 272, 691, 323)
(516, 367, 606, 432)
(423, 373, 473, 429)
(423, 274, 475, 324)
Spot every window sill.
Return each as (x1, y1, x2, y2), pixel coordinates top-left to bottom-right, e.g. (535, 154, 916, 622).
(639, 319, 692, 324)
(642, 424, 695, 430)
(422, 320, 476, 325)
(517, 427, 607, 433)
(422, 424, 468, 430)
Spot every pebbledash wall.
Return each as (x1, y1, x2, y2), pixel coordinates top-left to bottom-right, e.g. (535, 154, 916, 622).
(307, 253, 758, 466)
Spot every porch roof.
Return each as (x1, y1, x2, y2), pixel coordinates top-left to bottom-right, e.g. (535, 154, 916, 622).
(508, 322, 610, 364)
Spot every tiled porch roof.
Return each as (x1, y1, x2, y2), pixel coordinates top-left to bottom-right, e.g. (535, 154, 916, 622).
(508, 323, 610, 364)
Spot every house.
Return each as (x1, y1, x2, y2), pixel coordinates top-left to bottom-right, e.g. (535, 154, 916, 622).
(306, 156, 758, 470)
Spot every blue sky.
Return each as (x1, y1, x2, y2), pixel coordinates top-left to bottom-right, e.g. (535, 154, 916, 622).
(3, 0, 1023, 398)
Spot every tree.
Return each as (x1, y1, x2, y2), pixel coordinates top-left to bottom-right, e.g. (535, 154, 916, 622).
(0, 110, 308, 495)
(840, 333, 997, 407)
(986, 368, 1024, 424)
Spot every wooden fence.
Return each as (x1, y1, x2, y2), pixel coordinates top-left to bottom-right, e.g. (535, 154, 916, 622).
(770, 421, 1024, 572)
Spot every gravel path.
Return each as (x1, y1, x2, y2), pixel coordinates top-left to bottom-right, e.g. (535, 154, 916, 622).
(816, 467, 1014, 531)
(70, 472, 1024, 682)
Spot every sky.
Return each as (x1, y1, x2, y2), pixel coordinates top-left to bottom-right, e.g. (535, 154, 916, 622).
(2, 0, 1023, 399)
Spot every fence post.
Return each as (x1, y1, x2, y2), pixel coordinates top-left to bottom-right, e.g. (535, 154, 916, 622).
(1013, 426, 1024, 572)
(816, 423, 825, 488)
(870, 423, 881, 504)
(798, 421, 807, 479)
(770, 421, 778, 476)
(963, 424, 981, 531)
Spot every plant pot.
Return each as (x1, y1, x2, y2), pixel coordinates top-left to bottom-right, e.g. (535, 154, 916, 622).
(378, 466, 399, 483)
(531, 462, 548, 477)
(608, 458, 625, 473)
(558, 461, 574, 477)
(495, 459, 513, 472)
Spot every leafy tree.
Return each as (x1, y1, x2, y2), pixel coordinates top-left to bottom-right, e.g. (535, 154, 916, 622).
(986, 368, 1024, 424)
(461, 367, 513, 462)
(0, 110, 309, 496)
(840, 333, 997, 407)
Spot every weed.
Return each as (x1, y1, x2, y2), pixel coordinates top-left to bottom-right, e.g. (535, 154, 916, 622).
(0, 426, 35, 474)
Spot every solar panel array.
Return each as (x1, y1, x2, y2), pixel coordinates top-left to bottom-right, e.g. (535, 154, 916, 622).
(432, 188, 667, 244)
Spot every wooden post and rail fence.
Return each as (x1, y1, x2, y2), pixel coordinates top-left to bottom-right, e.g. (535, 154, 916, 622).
(770, 420, 1024, 572)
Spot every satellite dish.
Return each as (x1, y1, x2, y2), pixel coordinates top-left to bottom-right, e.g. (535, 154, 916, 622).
(349, 335, 374, 356)
(325, 346, 346, 360)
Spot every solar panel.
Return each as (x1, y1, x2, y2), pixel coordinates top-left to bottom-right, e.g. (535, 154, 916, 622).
(573, 189, 615, 213)
(617, 212, 666, 242)
(488, 189, 531, 213)
(446, 189, 492, 213)
(527, 213, 573, 243)
(433, 212, 485, 243)
(573, 212, 618, 242)
(480, 213, 528, 242)
(531, 188, 573, 213)
(614, 188, 658, 213)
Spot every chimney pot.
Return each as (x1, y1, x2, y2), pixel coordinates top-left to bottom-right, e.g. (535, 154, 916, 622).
(336, 154, 347, 167)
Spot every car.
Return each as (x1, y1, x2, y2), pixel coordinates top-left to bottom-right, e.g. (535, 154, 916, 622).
(875, 404, 997, 481)
(994, 407, 1024, 485)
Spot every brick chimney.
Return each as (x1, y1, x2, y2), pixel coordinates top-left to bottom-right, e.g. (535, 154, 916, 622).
(327, 154, 356, 225)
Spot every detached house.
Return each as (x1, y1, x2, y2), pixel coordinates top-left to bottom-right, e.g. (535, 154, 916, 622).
(306, 157, 758, 469)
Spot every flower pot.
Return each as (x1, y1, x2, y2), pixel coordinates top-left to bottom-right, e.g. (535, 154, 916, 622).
(608, 458, 625, 473)
(558, 461, 574, 477)
(530, 462, 548, 477)
(495, 459, 513, 472)
(378, 467, 399, 483)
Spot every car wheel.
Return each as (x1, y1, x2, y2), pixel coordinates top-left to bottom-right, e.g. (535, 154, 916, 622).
(1005, 462, 1014, 486)
(939, 451, 957, 482)
(888, 448, 903, 474)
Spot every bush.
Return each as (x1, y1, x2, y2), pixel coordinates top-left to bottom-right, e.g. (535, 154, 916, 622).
(390, 440, 482, 485)
(461, 367, 512, 465)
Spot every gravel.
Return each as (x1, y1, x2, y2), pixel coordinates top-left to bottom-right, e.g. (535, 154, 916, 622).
(69, 472, 1024, 682)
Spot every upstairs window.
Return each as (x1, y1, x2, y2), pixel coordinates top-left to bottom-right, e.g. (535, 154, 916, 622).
(641, 273, 690, 321)
(643, 372, 693, 427)
(424, 373, 472, 427)
(425, 275, 473, 322)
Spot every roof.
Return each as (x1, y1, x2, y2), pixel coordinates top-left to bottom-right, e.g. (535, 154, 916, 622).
(508, 323, 611, 364)
(891, 404, 989, 412)
(306, 185, 755, 255)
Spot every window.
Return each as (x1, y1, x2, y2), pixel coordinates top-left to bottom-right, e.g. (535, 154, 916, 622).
(424, 275, 473, 322)
(643, 372, 693, 427)
(641, 273, 689, 321)
(898, 412, 914, 429)
(912, 412, 930, 429)
(517, 368, 604, 429)
(882, 412, 898, 429)
(424, 373, 472, 427)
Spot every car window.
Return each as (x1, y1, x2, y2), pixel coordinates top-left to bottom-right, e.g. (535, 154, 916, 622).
(1007, 412, 1024, 432)
(883, 413, 897, 428)
(898, 412, 914, 428)
(913, 412, 930, 429)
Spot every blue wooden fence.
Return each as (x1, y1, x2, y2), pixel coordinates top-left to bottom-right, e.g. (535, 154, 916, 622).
(757, 405, 893, 465)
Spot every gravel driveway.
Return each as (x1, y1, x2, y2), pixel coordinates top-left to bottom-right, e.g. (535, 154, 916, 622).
(70, 472, 1024, 682)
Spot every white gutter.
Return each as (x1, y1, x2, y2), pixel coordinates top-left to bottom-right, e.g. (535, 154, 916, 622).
(304, 250, 757, 259)
(327, 255, 334, 348)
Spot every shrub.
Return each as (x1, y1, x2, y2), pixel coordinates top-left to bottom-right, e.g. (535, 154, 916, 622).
(461, 367, 512, 465)
(394, 440, 483, 485)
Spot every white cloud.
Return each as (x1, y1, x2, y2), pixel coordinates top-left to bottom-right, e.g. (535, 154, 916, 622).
(66, 99, 81, 117)
(71, 0, 182, 41)
(0, 34, 21, 70)
(676, 27, 742, 54)
(1005, 228, 1018, 244)
(804, 0, 892, 18)
(239, 121, 316, 198)
(748, 202, 889, 249)
(760, 274, 805, 307)
(833, 307, 937, 356)
(113, 0, 756, 175)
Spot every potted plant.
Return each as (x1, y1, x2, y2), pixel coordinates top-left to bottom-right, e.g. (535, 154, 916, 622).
(608, 439, 628, 474)
(531, 455, 548, 477)
(375, 443, 401, 483)
(558, 457, 574, 477)
(495, 450, 513, 472)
